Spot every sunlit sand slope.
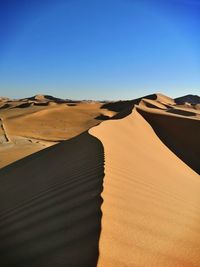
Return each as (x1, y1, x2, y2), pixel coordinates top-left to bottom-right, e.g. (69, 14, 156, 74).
(0, 132, 104, 267)
(0, 100, 112, 168)
(90, 109, 200, 267)
(137, 107, 200, 174)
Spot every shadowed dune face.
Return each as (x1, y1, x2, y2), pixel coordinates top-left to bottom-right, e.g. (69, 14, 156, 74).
(33, 102, 49, 106)
(95, 114, 111, 120)
(138, 108, 200, 174)
(167, 108, 197, 117)
(22, 94, 71, 104)
(101, 93, 175, 120)
(0, 103, 10, 109)
(175, 95, 200, 105)
(101, 94, 157, 119)
(139, 99, 168, 110)
(0, 132, 104, 267)
(14, 102, 33, 108)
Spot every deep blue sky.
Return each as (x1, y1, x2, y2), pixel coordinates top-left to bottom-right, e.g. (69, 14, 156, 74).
(0, 0, 199, 100)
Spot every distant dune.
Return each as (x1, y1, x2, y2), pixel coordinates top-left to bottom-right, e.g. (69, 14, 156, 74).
(20, 94, 76, 103)
(0, 96, 116, 168)
(138, 106, 200, 174)
(175, 94, 200, 105)
(0, 93, 199, 266)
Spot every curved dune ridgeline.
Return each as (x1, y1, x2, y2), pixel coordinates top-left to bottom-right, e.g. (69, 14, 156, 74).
(137, 107, 200, 174)
(0, 100, 108, 168)
(90, 108, 200, 267)
(101, 93, 157, 119)
(0, 132, 104, 267)
(0, 93, 200, 267)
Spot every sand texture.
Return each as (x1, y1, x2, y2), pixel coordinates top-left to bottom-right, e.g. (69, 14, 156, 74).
(0, 95, 115, 168)
(0, 93, 199, 266)
(0, 132, 104, 267)
(90, 94, 200, 267)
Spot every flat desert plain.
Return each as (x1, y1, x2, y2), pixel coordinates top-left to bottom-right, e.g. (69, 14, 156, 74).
(0, 93, 199, 267)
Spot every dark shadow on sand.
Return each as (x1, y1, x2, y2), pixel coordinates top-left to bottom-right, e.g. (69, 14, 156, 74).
(0, 132, 104, 267)
(101, 94, 157, 119)
(95, 114, 110, 121)
(167, 108, 196, 117)
(138, 108, 200, 174)
(0, 104, 10, 109)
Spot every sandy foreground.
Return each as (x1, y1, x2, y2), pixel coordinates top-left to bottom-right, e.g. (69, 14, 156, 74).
(0, 93, 199, 266)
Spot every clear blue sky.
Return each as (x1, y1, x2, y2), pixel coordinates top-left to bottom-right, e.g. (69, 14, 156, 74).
(0, 0, 199, 100)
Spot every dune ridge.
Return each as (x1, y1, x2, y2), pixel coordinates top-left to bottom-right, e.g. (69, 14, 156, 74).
(175, 95, 200, 105)
(137, 106, 200, 174)
(0, 93, 199, 267)
(0, 132, 104, 267)
(90, 104, 200, 267)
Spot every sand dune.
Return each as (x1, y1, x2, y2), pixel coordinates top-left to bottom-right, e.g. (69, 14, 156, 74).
(0, 93, 199, 266)
(0, 98, 111, 168)
(101, 93, 174, 119)
(0, 103, 11, 109)
(0, 92, 181, 169)
(20, 94, 82, 106)
(101, 94, 157, 120)
(175, 94, 200, 105)
(166, 108, 197, 117)
(0, 97, 10, 102)
(0, 132, 104, 267)
(5, 103, 104, 141)
(156, 93, 175, 105)
(90, 107, 200, 267)
(137, 106, 200, 174)
(139, 98, 168, 110)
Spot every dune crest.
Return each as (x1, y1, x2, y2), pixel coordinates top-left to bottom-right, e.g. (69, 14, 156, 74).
(0, 132, 104, 267)
(90, 106, 200, 267)
(175, 94, 200, 105)
(0, 92, 199, 266)
(137, 106, 200, 174)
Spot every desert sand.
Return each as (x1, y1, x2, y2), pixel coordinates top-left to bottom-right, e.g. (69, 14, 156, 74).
(90, 95, 200, 267)
(0, 93, 199, 266)
(0, 95, 115, 168)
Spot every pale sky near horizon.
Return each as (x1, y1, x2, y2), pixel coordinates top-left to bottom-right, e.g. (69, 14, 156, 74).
(0, 0, 200, 100)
